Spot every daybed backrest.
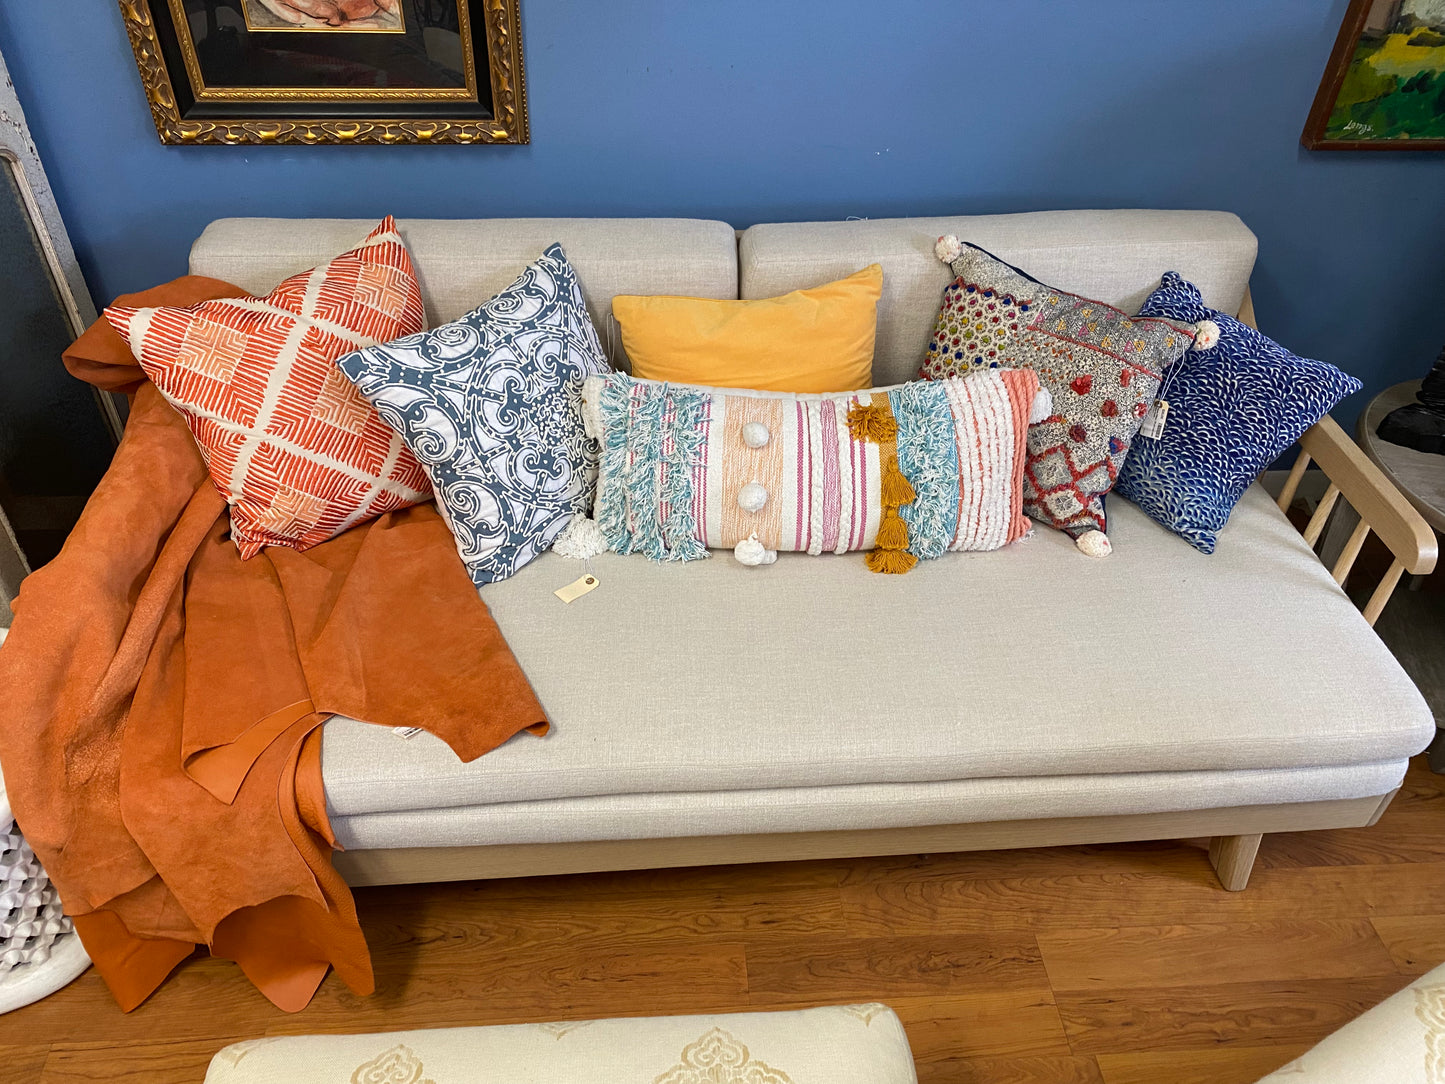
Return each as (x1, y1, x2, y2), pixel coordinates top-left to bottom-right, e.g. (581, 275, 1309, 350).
(190, 211, 1259, 386)
(738, 210, 1259, 385)
(189, 217, 739, 369)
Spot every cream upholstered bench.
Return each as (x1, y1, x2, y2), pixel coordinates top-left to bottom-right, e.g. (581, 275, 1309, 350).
(1254, 962, 1445, 1082)
(203, 1004, 917, 1083)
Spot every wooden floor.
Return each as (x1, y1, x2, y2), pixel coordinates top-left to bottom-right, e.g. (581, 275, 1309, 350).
(2, 754, 1444, 1084)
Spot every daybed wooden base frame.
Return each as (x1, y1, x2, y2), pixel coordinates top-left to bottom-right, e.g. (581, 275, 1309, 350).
(336, 294, 1436, 895)
(335, 790, 1398, 892)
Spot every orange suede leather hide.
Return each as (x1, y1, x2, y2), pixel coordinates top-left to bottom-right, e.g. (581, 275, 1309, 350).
(0, 277, 547, 1012)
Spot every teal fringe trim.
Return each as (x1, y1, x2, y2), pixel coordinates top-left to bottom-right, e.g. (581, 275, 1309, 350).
(596, 374, 638, 554)
(624, 378, 669, 560)
(659, 387, 710, 562)
(892, 383, 959, 560)
(595, 374, 709, 562)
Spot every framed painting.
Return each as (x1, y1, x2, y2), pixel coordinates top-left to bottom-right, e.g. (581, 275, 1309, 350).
(1303, 0, 1445, 149)
(118, 0, 528, 145)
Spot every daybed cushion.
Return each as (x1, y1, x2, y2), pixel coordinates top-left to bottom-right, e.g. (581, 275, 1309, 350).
(190, 217, 739, 370)
(320, 483, 1433, 849)
(738, 210, 1258, 385)
(330, 765, 1403, 850)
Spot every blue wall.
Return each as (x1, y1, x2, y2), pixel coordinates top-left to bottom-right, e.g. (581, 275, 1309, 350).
(2, 1, 1443, 423)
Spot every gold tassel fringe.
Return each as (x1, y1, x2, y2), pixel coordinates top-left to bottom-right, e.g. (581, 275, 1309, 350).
(847, 403, 898, 444)
(850, 398, 918, 575)
(874, 508, 909, 550)
(865, 547, 918, 574)
(880, 455, 916, 506)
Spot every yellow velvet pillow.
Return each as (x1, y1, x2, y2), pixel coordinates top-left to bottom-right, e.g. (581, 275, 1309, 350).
(612, 264, 883, 393)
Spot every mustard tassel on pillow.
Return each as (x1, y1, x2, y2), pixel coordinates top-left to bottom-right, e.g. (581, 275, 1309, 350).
(865, 547, 918, 574)
(851, 398, 920, 575)
(874, 507, 910, 550)
(880, 454, 916, 507)
(847, 403, 897, 444)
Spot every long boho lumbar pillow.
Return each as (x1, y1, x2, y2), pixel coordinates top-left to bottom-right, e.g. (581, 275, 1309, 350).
(577, 369, 1045, 573)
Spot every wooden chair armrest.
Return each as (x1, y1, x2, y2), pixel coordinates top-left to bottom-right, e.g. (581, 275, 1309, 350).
(1239, 288, 1436, 624)
(1276, 415, 1438, 623)
(1285, 415, 1437, 576)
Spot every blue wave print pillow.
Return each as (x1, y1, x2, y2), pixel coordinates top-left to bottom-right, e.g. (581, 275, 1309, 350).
(337, 244, 610, 585)
(1115, 272, 1360, 554)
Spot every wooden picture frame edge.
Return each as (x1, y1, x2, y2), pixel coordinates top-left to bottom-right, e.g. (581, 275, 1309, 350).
(1302, 0, 1445, 151)
(117, 0, 529, 146)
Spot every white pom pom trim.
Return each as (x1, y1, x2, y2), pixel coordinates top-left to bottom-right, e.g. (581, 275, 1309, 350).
(934, 234, 963, 264)
(1075, 530, 1112, 558)
(551, 514, 607, 560)
(1192, 319, 1221, 351)
(580, 374, 607, 441)
(1028, 387, 1053, 424)
(737, 482, 768, 513)
(742, 421, 770, 449)
(734, 532, 777, 567)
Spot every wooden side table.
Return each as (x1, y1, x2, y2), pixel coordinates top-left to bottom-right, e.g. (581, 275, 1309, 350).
(1358, 381, 1445, 540)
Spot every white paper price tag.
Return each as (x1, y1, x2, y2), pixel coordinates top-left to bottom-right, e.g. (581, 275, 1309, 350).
(1139, 398, 1170, 440)
(554, 574, 600, 604)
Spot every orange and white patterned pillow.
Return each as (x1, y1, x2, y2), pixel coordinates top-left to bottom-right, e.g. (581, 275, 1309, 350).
(105, 217, 431, 558)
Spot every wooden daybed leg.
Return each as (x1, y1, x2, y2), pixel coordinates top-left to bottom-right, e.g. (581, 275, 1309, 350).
(1209, 833, 1263, 891)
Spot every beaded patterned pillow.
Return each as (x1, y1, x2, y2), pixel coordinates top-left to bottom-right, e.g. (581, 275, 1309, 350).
(104, 217, 430, 558)
(920, 238, 1199, 556)
(578, 368, 1043, 574)
(1117, 272, 1361, 554)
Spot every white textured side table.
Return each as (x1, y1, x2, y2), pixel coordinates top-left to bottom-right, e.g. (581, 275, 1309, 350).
(0, 627, 92, 1013)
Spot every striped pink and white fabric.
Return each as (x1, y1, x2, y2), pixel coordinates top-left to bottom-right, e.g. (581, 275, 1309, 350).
(588, 368, 1039, 561)
(941, 368, 1032, 552)
(105, 217, 431, 558)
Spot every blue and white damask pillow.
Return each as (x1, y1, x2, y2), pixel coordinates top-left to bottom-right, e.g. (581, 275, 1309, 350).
(337, 244, 610, 585)
(1115, 272, 1360, 554)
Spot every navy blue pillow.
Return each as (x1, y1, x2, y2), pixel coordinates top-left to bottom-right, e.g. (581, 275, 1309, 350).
(1116, 273, 1360, 554)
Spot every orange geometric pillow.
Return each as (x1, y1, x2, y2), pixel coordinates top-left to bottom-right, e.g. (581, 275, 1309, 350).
(104, 217, 431, 558)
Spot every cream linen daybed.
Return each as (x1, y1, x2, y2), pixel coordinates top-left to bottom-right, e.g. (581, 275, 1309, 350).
(189, 210, 1438, 892)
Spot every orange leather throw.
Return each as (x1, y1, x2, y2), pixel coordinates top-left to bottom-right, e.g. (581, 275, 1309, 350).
(0, 277, 548, 1012)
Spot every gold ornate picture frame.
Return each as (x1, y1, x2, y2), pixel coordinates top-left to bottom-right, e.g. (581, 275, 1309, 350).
(118, 0, 528, 145)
